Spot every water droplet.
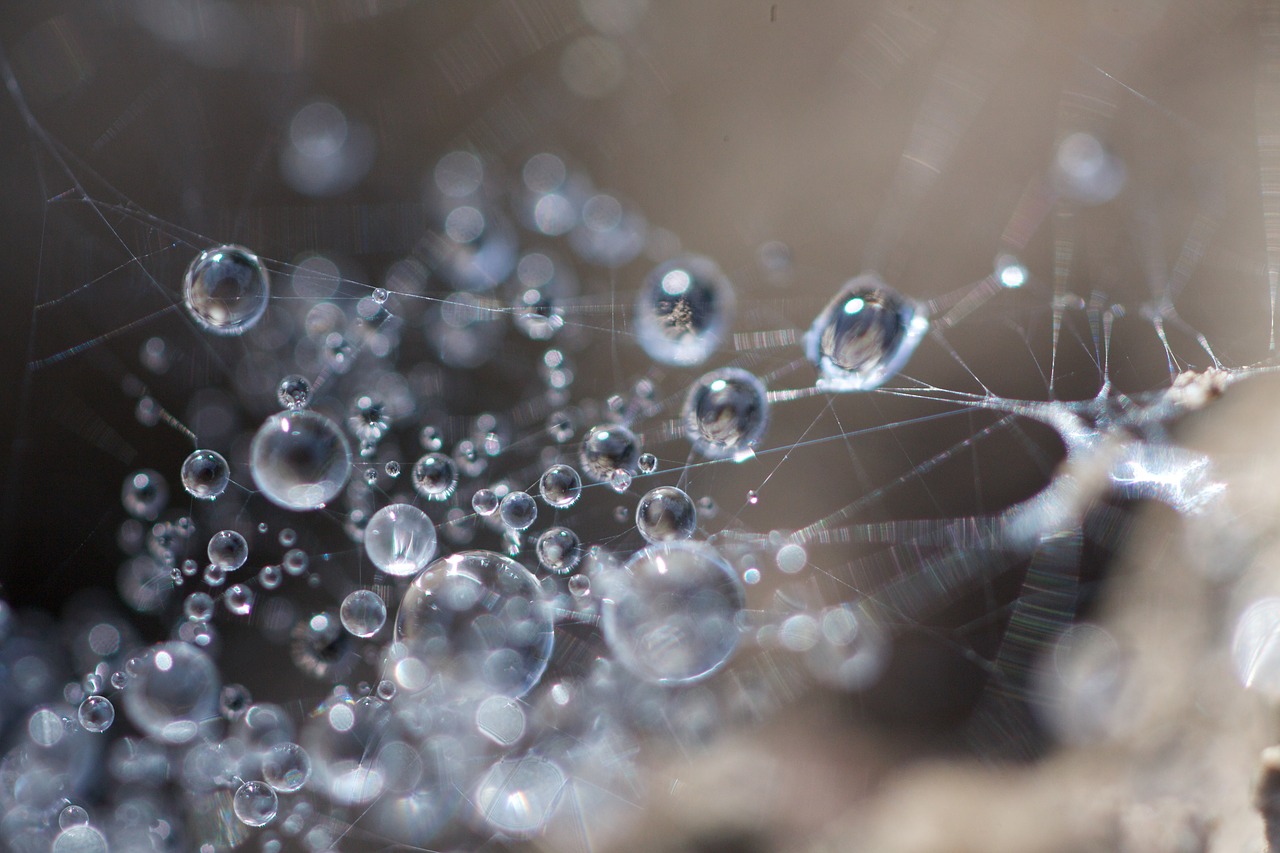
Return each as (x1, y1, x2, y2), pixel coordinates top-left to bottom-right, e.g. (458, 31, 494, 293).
(609, 468, 632, 493)
(121, 642, 220, 744)
(372, 287, 389, 304)
(262, 742, 312, 792)
(412, 452, 459, 500)
(181, 449, 230, 500)
(277, 374, 312, 410)
(600, 541, 744, 684)
(364, 504, 437, 576)
(683, 367, 770, 459)
(472, 488, 499, 516)
(580, 424, 641, 482)
(536, 527, 582, 574)
(224, 583, 254, 616)
(250, 410, 353, 510)
(339, 589, 387, 638)
(634, 254, 734, 366)
(234, 780, 279, 827)
(77, 695, 114, 732)
(538, 464, 582, 508)
(499, 491, 538, 530)
(207, 530, 248, 571)
(637, 452, 658, 474)
(635, 486, 697, 542)
(183, 245, 270, 336)
(803, 273, 929, 392)
(746, 490, 759, 505)
(121, 469, 168, 520)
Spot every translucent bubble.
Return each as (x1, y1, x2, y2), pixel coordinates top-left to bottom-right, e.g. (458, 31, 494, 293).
(181, 449, 230, 500)
(803, 272, 929, 392)
(539, 464, 582, 507)
(568, 574, 591, 597)
(234, 780, 279, 827)
(340, 590, 387, 638)
(122, 469, 168, 520)
(536, 527, 582, 574)
(276, 375, 311, 410)
(52, 825, 108, 853)
(634, 254, 735, 366)
(208, 529, 248, 571)
(473, 754, 567, 838)
(396, 551, 555, 696)
(635, 486, 697, 542)
(372, 287, 389, 304)
(58, 805, 89, 829)
(600, 541, 744, 684)
(183, 244, 270, 336)
(579, 424, 641, 482)
(121, 641, 220, 743)
(499, 491, 538, 531)
(683, 367, 770, 459)
(476, 695, 526, 745)
(250, 410, 353, 510)
(637, 452, 658, 474)
(609, 468, 632, 493)
(283, 548, 308, 575)
(364, 504, 437, 577)
(224, 583, 254, 616)
(261, 742, 311, 794)
(412, 452, 459, 501)
(77, 695, 114, 732)
(184, 591, 215, 622)
(472, 489, 499, 516)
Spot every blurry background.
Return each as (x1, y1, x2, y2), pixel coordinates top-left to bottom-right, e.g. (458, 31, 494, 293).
(0, 1, 1270, 850)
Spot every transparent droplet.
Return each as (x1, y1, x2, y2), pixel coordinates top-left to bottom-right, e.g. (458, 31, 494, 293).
(747, 490, 759, 505)
(276, 375, 312, 410)
(121, 642, 220, 744)
(637, 452, 658, 474)
(283, 548, 308, 575)
(579, 424, 641, 482)
(234, 780, 279, 827)
(635, 486, 697, 542)
(340, 590, 387, 638)
(52, 825, 108, 853)
(539, 464, 582, 508)
(372, 287, 389, 304)
(262, 742, 312, 792)
(568, 574, 591, 597)
(364, 504, 437, 576)
(396, 551, 555, 697)
(250, 410, 353, 511)
(600, 541, 744, 684)
(412, 452, 459, 501)
(183, 245, 270, 336)
(77, 695, 114, 733)
(609, 468, 632, 493)
(181, 449, 230, 500)
(184, 591, 215, 622)
(472, 489, 499, 516)
(634, 254, 735, 366)
(803, 273, 929, 392)
(472, 754, 566, 838)
(122, 469, 168, 520)
(499, 491, 538, 530)
(207, 530, 248, 571)
(224, 584, 254, 616)
(384, 460, 401, 478)
(58, 805, 89, 830)
(683, 367, 770, 459)
(536, 527, 582, 574)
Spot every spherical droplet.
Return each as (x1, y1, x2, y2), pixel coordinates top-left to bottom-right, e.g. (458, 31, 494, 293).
(372, 287, 389, 304)
(499, 491, 538, 531)
(634, 254, 735, 366)
(539, 464, 582, 508)
(396, 550, 555, 697)
(277, 375, 312, 410)
(234, 780, 279, 827)
(122, 469, 168, 520)
(637, 452, 658, 474)
(77, 695, 114, 732)
(600, 541, 744, 684)
(262, 742, 312, 792)
(224, 583, 254, 616)
(121, 641, 220, 743)
(365, 504, 437, 576)
(250, 410, 353, 511)
(803, 273, 928, 392)
(207, 529, 248, 571)
(635, 486, 697, 542)
(52, 825, 108, 853)
(683, 367, 770, 459)
(183, 244, 270, 336)
(472, 489, 499, 516)
(340, 589, 387, 638)
(609, 468, 632, 493)
(412, 452, 459, 501)
(536, 527, 582, 574)
(579, 424, 641, 483)
(181, 449, 230, 500)
(58, 805, 89, 830)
